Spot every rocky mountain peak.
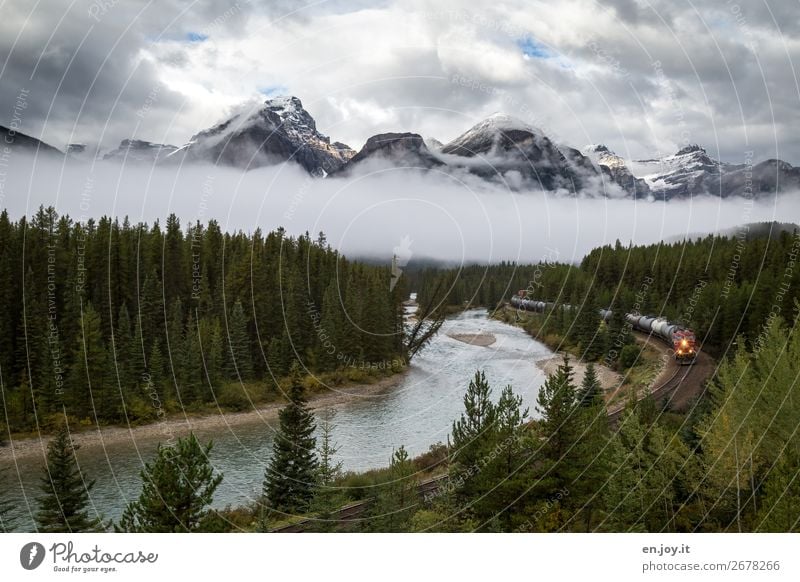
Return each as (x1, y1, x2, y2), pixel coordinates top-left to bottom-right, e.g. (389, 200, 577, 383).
(168, 96, 354, 175)
(675, 144, 706, 156)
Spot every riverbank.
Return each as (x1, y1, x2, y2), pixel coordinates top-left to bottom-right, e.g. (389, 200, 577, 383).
(0, 369, 411, 461)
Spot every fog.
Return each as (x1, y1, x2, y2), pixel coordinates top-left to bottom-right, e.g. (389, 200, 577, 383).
(2, 154, 798, 265)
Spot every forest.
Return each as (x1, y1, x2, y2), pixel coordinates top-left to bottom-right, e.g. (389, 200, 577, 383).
(415, 224, 800, 360)
(2, 216, 799, 533)
(0, 207, 406, 435)
(7, 311, 799, 533)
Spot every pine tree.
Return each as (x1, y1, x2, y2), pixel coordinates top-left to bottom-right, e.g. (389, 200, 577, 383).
(578, 363, 603, 407)
(226, 301, 253, 380)
(450, 370, 497, 469)
(180, 312, 203, 404)
(368, 445, 417, 532)
(36, 422, 105, 532)
(116, 433, 223, 532)
(755, 451, 800, 532)
(68, 303, 117, 422)
(528, 356, 583, 529)
(262, 365, 318, 516)
(310, 409, 343, 531)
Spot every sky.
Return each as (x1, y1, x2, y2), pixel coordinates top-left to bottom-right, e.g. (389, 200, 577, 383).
(1, 0, 799, 165)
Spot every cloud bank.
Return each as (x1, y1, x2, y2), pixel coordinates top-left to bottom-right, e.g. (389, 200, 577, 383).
(3, 153, 797, 264)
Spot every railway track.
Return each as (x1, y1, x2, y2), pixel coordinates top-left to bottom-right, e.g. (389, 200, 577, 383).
(606, 360, 694, 423)
(269, 475, 448, 532)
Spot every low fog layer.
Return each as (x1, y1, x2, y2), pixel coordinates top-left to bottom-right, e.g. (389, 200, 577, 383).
(2, 154, 797, 264)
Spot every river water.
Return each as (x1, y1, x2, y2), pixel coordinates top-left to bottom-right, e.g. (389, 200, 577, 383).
(1, 309, 551, 531)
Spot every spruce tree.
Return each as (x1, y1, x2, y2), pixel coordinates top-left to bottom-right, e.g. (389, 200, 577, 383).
(755, 451, 800, 532)
(528, 356, 583, 529)
(578, 363, 603, 407)
(226, 301, 253, 380)
(450, 370, 497, 469)
(36, 422, 105, 532)
(310, 409, 343, 532)
(262, 365, 318, 516)
(116, 433, 222, 532)
(368, 445, 417, 532)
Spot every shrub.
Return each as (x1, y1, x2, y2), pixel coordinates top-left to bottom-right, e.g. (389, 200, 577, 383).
(619, 344, 640, 369)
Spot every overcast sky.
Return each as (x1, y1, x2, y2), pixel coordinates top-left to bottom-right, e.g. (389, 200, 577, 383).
(2, 0, 799, 164)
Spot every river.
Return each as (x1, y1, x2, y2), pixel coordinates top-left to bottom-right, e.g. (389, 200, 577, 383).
(0, 308, 551, 531)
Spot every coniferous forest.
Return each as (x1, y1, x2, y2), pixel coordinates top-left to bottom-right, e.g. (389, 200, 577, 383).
(1, 214, 799, 534)
(0, 207, 406, 434)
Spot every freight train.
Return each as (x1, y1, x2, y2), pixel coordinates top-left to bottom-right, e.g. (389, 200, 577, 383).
(509, 293, 698, 365)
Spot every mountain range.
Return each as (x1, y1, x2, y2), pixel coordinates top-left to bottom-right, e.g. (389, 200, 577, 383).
(4, 95, 799, 200)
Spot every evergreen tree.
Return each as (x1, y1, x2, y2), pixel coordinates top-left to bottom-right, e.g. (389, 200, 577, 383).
(578, 363, 603, 407)
(116, 433, 222, 532)
(68, 303, 117, 422)
(36, 422, 105, 532)
(528, 356, 581, 529)
(310, 409, 343, 532)
(180, 312, 203, 404)
(450, 370, 497, 468)
(262, 365, 318, 516)
(226, 301, 253, 380)
(368, 445, 417, 532)
(755, 451, 800, 532)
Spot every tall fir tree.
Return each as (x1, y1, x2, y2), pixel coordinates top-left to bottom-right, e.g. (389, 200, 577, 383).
(262, 365, 318, 516)
(309, 409, 343, 532)
(36, 422, 105, 532)
(578, 363, 603, 407)
(226, 300, 253, 380)
(368, 445, 417, 532)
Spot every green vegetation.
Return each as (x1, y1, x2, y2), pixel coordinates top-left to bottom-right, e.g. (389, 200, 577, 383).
(0, 208, 406, 435)
(418, 227, 800, 359)
(36, 423, 105, 532)
(116, 434, 222, 532)
(261, 365, 318, 520)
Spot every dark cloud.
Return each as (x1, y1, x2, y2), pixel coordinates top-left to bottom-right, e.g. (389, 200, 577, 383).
(1, 0, 798, 167)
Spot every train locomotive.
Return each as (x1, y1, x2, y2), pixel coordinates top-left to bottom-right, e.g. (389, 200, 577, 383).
(624, 314, 697, 365)
(509, 293, 698, 365)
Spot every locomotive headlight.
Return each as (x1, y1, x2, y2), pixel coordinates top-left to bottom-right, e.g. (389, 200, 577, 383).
(681, 339, 688, 346)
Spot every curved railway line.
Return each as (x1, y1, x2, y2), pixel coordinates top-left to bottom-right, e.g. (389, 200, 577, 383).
(272, 307, 715, 533)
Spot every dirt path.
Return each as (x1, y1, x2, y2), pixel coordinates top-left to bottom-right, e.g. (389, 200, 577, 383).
(0, 370, 410, 461)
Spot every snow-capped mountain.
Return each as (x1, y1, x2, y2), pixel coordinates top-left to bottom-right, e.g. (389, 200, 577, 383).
(335, 132, 444, 175)
(629, 145, 725, 199)
(103, 139, 178, 164)
(424, 137, 444, 152)
(166, 96, 354, 175)
(438, 114, 598, 192)
(584, 144, 650, 198)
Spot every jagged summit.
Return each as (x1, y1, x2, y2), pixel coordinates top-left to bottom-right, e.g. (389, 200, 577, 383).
(168, 96, 354, 175)
(582, 144, 650, 198)
(675, 144, 706, 156)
